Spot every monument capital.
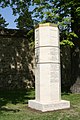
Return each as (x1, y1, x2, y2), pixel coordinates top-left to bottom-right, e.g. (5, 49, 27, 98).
(35, 23, 57, 29)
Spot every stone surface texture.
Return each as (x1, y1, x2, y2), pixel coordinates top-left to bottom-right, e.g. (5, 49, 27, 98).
(28, 23, 70, 112)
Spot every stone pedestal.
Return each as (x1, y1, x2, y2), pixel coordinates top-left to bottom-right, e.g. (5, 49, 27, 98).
(28, 23, 70, 112)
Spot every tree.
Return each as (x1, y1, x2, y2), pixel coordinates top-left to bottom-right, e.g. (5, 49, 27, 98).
(0, 14, 8, 28)
(32, 0, 80, 47)
(0, 0, 34, 46)
(15, 9, 33, 30)
(0, 1, 34, 90)
(0, 0, 33, 30)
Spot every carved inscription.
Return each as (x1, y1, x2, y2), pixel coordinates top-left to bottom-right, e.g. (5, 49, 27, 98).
(50, 29, 57, 38)
(35, 28, 39, 65)
(49, 47, 59, 62)
(35, 64, 40, 84)
(35, 48, 39, 66)
(39, 47, 59, 62)
(50, 64, 60, 83)
(35, 29, 39, 48)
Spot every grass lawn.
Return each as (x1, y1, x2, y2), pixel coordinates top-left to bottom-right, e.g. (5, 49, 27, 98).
(0, 89, 80, 120)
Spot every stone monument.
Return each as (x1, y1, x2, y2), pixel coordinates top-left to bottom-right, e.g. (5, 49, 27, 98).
(28, 23, 70, 112)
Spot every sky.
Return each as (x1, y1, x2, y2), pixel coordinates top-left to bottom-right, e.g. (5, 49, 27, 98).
(0, 7, 18, 29)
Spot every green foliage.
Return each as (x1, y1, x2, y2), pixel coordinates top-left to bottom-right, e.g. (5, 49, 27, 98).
(76, 7, 80, 16)
(60, 40, 74, 47)
(60, 32, 78, 47)
(0, 29, 34, 90)
(15, 9, 33, 30)
(32, 0, 80, 47)
(0, 0, 80, 46)
(0, 1, 34, 90)
(0, 14, 8, 28)
(0, 0, 33, 30)
(9, 0, 33, 30)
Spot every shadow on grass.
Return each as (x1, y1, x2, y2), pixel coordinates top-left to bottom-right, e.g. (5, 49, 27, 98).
(0, 89, 35, 112)
(0, 107, 20, 112)
(61, 92, 70, 96)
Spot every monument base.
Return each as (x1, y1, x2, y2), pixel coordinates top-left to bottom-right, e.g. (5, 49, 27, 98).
(28, 100, 70, 112)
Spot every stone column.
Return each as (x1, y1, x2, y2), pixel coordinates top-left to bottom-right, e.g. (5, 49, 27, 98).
(28, 23, 70, 112)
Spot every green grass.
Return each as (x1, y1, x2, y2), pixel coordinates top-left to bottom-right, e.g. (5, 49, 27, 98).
(0, 89, 80, 120)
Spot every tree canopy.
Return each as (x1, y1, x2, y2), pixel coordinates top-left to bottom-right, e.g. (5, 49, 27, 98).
(0, 0, 80, 46)
(32, 0, 80, 46)
(0, 14, 8, 28)
(0, 0, 33, 30)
